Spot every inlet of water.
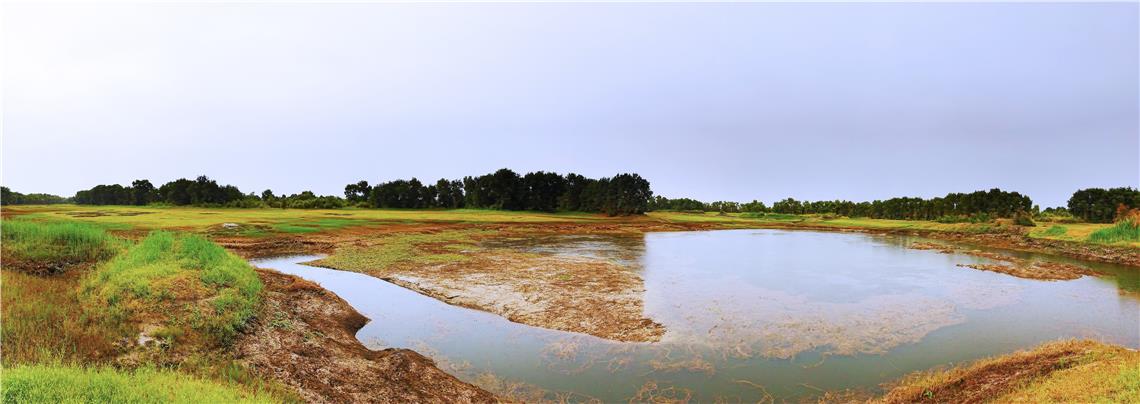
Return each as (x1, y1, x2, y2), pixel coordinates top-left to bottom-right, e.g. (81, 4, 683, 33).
(251, 229, 1140, 401)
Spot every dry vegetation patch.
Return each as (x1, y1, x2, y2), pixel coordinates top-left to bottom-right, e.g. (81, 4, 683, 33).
(879, 340, 1140, 404)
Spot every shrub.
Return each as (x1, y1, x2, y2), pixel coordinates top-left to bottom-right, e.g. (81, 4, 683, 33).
(80, 231, 262, 346)
(1013, 211, 1037, 227)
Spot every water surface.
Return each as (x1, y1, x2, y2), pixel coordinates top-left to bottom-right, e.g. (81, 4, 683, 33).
(251, 229, 1139, 401)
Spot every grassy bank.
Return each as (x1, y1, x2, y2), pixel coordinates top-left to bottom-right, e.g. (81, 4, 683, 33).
(80, 231, 263, 346)
(880, 340, 1140, 403)
(1, 364, 278, 403)
(0, 219, 293, 401)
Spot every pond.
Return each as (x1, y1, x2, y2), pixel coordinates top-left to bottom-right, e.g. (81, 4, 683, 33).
(250, 229, 1140, 401)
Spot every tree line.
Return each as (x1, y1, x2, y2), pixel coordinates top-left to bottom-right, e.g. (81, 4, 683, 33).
(12, 178, 1138, 224)
(1067, 187, 1140, 223)
(54, 169, 653, 216)
(0, 187, 69, 205)
(348, 169, 651, 215)
(653, 188, 1035, 221)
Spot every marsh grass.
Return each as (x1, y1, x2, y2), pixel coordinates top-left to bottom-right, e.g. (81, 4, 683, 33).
(881, 340, 1140, 403)
(0, 270, 118, 366)
(1, 219, 120, 264)
(1041, 225, 1068, 237)
(1088, 219, 1140, 244)
(80, 231, 263, 346)
(0, 364, 279, 403)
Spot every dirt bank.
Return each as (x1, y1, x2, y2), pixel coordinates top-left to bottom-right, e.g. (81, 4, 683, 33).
(878, 340, 1140, 403)
(234, 269, 496, 403)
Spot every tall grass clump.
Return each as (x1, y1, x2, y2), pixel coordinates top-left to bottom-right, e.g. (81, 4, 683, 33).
(1, 364, 277, 403)
(1088, 219, 1140, 244)
(80, 231, 262, 346)
(1, 219, 119, 264)
(1041, 225, 1068, 237)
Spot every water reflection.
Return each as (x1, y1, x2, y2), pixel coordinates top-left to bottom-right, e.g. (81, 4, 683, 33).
(252, 229, 1139, 401)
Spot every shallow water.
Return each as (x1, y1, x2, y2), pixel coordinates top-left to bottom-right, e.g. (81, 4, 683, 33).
(251, 229, 1140, 401)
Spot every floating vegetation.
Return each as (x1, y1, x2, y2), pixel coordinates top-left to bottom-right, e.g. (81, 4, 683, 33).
(629, 381, 694, 404)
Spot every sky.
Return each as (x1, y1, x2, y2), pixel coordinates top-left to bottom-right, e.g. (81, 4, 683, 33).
(3, 2, 1137, 208)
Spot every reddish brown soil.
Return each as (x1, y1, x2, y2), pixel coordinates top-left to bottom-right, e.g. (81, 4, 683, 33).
(234, 269, 496, 403)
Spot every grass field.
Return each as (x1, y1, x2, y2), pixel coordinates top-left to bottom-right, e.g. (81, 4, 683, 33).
(4, 205, 1132, 248)
(1, 364, 280, 403)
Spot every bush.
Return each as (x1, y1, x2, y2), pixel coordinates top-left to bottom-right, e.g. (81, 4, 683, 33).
(80, 232, 262, 346)
(1013, 211, 1037, 227)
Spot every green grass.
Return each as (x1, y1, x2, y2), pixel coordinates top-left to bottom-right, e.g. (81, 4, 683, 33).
(80, 231, 263, 346)
(2, 205, 604, 236)
(1, 219, 120, 263)
(1089, 220, 1140, 245)
(0, 364, 279, 403)
(1041, 225, 1068, 237)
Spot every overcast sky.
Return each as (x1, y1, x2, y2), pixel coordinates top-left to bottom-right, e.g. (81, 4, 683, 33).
(3, 2, 1137, 207)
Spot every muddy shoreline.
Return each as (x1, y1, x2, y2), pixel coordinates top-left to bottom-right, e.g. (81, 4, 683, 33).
(217, 219, 1138, 349)
(236, 269, 496, 403)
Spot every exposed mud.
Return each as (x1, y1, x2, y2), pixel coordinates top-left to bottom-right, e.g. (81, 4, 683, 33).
(908, 241, 1096, 281)
(0, 252, 94, 276)
(215, 236, 336, 259)
(234, 269, 496, 403)
(316, 246, 665, 343)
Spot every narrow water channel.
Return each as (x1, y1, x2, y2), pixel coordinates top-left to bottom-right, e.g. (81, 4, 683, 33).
(251, 229, 1140, 401)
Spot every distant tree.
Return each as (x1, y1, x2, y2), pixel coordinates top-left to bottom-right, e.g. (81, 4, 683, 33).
(741, 200, 768, 213)
(130, 179, 157, 205)
(435, 179, 464, 208)
(344, 180, 372, 203)
(600, 173, 652, 216)
(558, 173, 590, 211)
(523, 171, 566, 212)
(1068, 187, 1140, 223)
